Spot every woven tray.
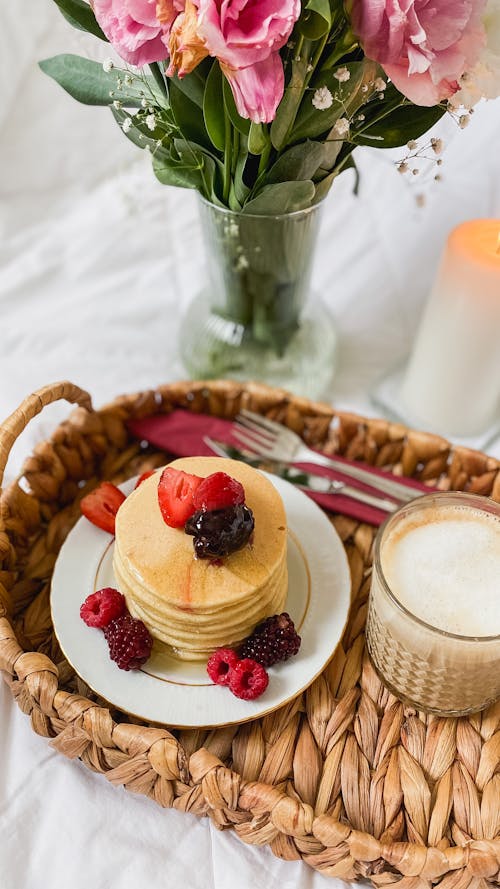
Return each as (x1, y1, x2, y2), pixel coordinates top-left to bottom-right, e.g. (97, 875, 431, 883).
(1, 380, 499, 887)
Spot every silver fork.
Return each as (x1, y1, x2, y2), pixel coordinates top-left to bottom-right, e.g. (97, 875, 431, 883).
(204, 436, 399, 513)
(232, 409, 419, 504)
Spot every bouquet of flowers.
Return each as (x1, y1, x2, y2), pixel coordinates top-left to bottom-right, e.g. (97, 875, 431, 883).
(43, 0, 500, 211)
(41, 0, 500, 390)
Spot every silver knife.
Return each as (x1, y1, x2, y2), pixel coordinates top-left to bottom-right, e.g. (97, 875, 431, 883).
(204, 437, 399, 514)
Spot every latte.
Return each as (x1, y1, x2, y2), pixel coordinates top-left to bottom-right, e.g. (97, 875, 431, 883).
(366, 493, 500, 715)
(381, 504, 500, 636)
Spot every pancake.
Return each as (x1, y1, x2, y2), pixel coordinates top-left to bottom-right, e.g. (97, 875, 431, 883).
(113, 457, 288, 660)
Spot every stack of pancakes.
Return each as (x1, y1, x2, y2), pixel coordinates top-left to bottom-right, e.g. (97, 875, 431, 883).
(113, 457, 288, 660)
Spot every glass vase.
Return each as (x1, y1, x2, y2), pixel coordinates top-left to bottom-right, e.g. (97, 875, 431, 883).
(179, 196, 337, 399)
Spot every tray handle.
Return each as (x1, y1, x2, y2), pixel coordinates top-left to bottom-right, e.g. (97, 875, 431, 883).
(0, 381, 93, 492)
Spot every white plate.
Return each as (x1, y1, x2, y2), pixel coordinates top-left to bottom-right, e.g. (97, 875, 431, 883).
(51, 473, 351, 728)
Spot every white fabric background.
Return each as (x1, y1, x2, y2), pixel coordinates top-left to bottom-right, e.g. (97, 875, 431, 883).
(1, 4, 500, 888)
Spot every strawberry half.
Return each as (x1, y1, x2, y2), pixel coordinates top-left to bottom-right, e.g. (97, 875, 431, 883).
(135, 469, 155, 488)
(80, 482, 126, 534)
(157, 467, 203, 528)
(193, 472, 245, 512)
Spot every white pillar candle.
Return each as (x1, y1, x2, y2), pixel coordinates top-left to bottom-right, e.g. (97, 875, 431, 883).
(400, 220, 500, 437)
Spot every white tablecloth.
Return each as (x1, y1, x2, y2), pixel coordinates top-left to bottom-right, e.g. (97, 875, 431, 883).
(1, 5, 500, 888)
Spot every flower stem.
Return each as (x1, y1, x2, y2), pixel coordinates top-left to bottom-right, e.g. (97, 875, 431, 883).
(223, 108, 232, 204)
(231, 128, 240, 176)
(257, 138, 272, 176)
(278, 32, 329, 154)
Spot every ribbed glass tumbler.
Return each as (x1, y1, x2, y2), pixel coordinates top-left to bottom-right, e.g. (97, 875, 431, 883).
(366, 492, 500, 716)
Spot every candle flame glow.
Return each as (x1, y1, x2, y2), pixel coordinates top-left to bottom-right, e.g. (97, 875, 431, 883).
(497, 232, 500, 255)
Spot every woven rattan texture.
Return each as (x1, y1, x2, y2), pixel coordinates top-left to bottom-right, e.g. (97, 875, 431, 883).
(0, 380, 499, 887)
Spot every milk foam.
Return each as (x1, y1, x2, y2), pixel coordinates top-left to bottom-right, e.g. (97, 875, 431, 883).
(381, 505, 500, 636)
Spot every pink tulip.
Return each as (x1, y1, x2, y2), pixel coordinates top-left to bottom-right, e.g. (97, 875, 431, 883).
(222, 54, 286, 124)
(196, 0, 301, 122)
(350, 0, 487, 105)
(92, 0, 181, 66)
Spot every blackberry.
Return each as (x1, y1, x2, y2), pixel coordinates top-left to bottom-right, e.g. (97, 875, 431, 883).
(104, 614, 153, 671)
(239, 613, 301, 667)
(185, 504, 254, 558)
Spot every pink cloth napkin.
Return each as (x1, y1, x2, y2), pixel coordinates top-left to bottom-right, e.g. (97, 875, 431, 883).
(129, 410, 432, 526)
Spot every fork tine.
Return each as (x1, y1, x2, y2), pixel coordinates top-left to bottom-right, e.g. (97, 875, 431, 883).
(233, 421, 276, 449)
(232, 428, 275, 457)
(235, 415, 276, 442)
(204, 436, 257, 460)
(203, 436, 228, 458)
(239, 409, 283, 435)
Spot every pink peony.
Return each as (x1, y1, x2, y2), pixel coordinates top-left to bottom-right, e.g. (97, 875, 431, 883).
(350, 0, 487, 105)
(91, 0, 178, 66)
(196, 0, 301, 123)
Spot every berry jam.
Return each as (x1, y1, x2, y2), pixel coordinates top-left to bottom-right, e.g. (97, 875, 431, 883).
(185, 504, 255, 558)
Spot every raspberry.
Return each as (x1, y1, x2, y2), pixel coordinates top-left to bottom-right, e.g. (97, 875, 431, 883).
(206, 648, 239, 686)
(239, 613, 301, 668)
(229, 658, 269, 700)
(193, 472, 245, 512)
(104, 614, 153, 670)
(80, 588, 126, 629)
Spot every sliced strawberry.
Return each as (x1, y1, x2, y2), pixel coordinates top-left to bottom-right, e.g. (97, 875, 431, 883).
(80, 482, 126, 534)
(157, 467, 203, 528)
(135, 469, 155, 489)
(193, 472, 245, 512)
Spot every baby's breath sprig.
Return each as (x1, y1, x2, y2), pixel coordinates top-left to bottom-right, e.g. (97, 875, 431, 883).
(447, 103, 474, 130)
(395, 135, 448, 205)
(396, 136, 446, 181)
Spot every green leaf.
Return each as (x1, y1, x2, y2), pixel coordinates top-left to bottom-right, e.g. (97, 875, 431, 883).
(248, 122, 270, 156)
(267, 141, 327, 183)
(153, 152, 203, 190)
(175, 140, 224, 202)
(320, 137, 343, 170)
(355, 92, 446, 147)
(203, 62, 225, 152)
(170, 58, 211, 108)
(111, 107, 151, 149)
(313, 152, 359, 202)
(149, 62, 169, 101)
(152, 140, 222, 201)
(51, 0, 107, 41)
(346, 155, 361, 195)
(313, 169, 338, 203)
(110, 106, 172, 150)
(223, 78, 250, 136)
(228, 188, 242, 211)
(233, 138, 251, 205)
(169, 78, 213, 151)
(243, 180, 316, 214)
(292, 59, 380, 142)
(271, 47, 311, 151)
(39, 54, 144, 106)
(298, 0, 332, 38)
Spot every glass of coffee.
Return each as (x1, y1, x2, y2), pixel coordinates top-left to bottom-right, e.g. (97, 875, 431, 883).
(366, 492, 500, 715)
